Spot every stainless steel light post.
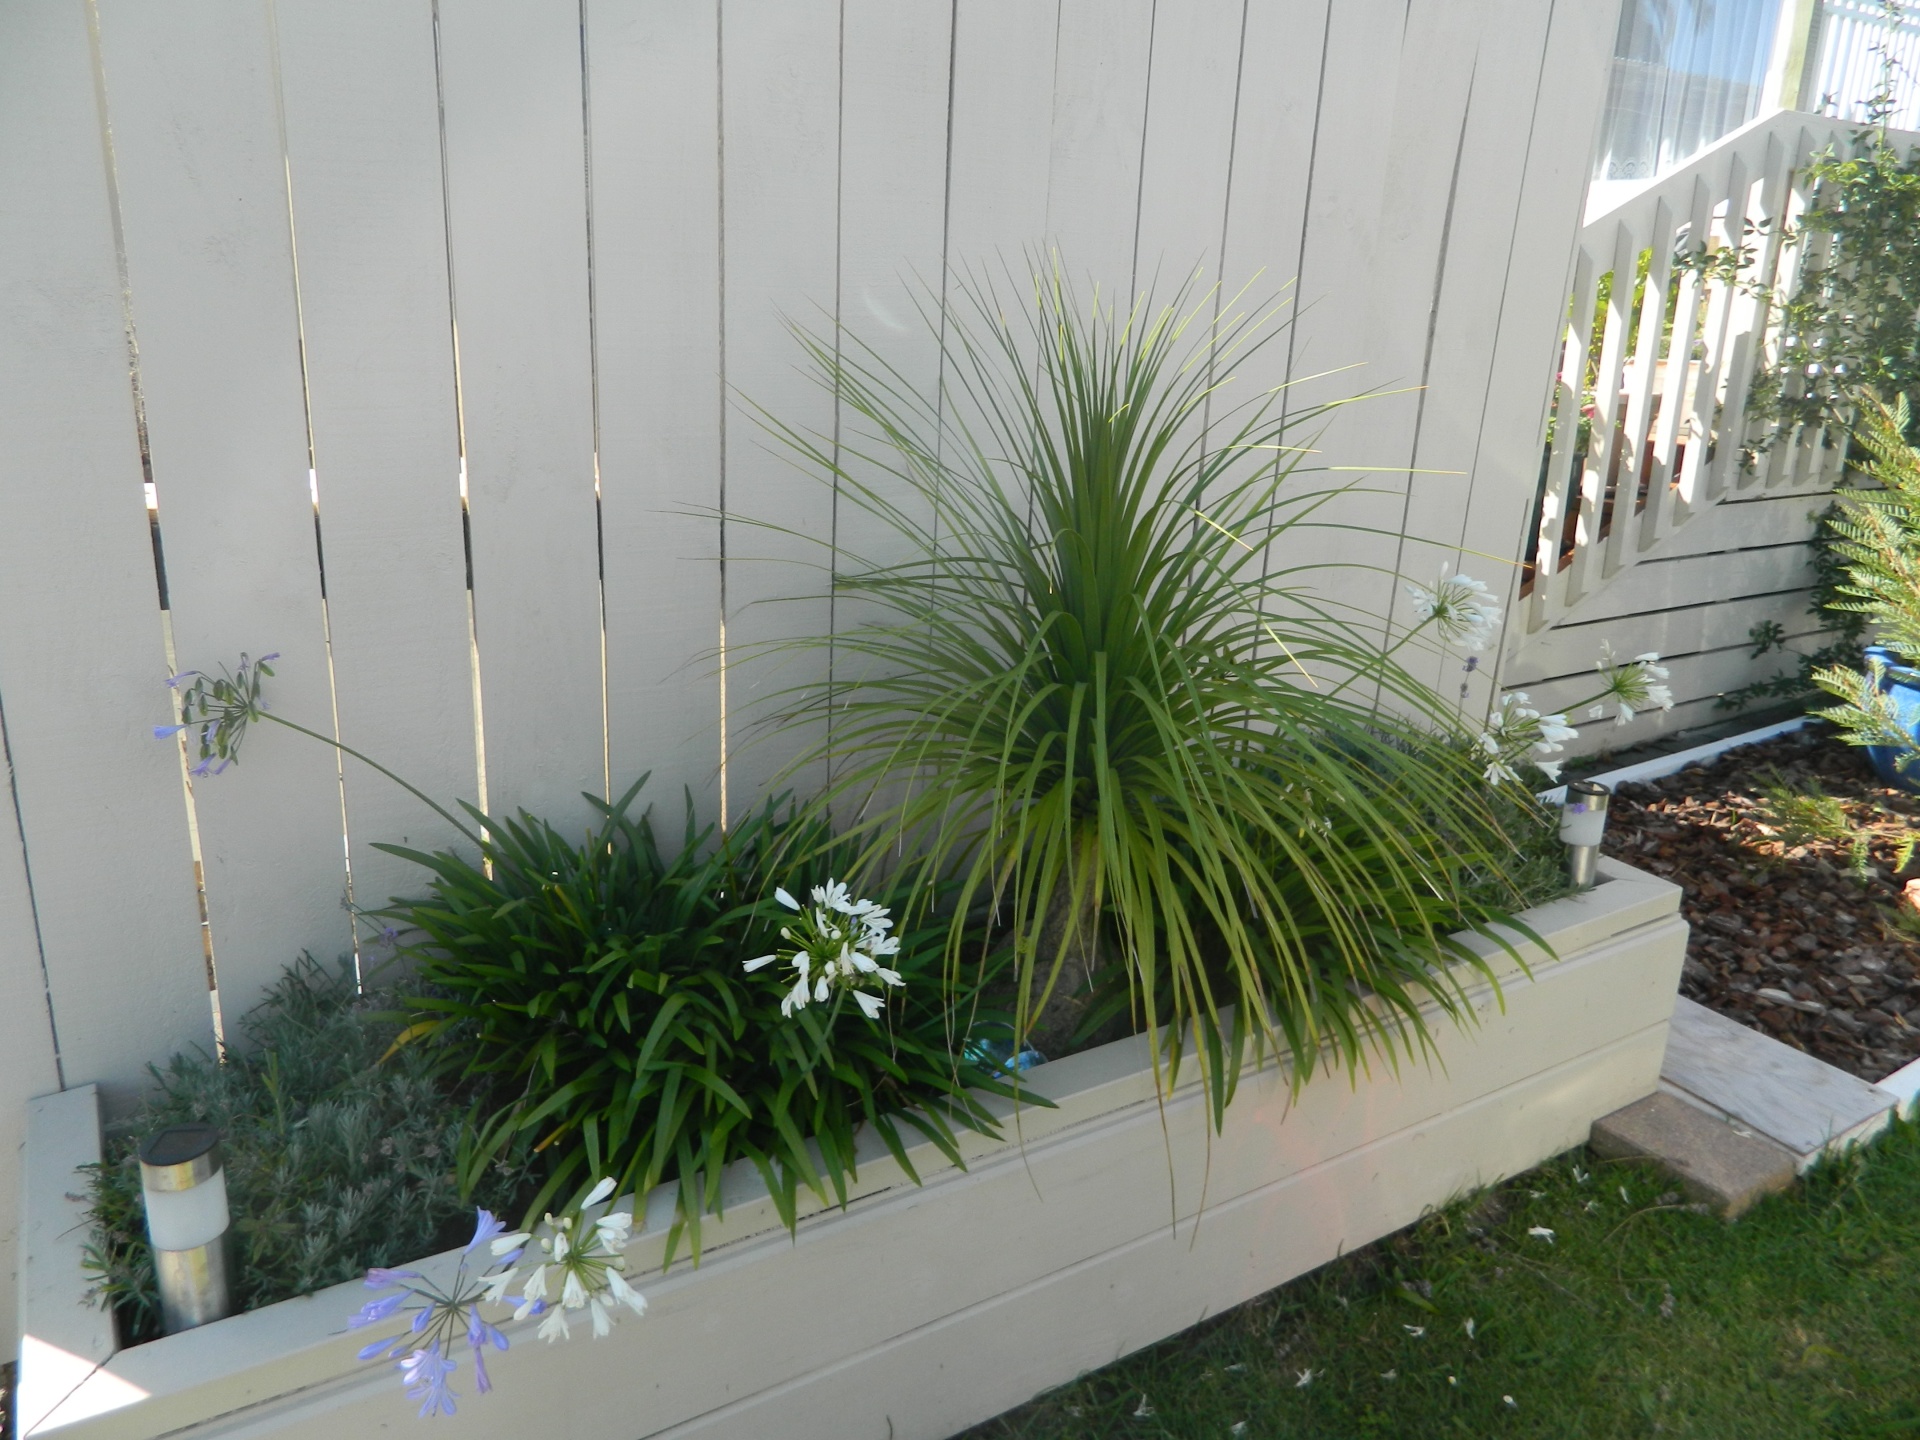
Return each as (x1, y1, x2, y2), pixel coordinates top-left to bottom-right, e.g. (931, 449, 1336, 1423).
(1560, 778, 1611, 891)
(138, 1122, 233, 1333)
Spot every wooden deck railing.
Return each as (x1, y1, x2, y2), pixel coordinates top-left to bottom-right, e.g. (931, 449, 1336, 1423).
(1523, 110, 1920, 634)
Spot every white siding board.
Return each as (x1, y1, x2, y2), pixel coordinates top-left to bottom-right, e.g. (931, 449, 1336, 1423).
(1506, 588, 1822, 685)
(719, 0, 843, 816)
(589, 0, 726, 831)
(437, 0, 605, 833)
(1644, 489, 1835, 559)
(1553, 543, 1819, 624)
(274, 0, 479, 914)
(94, 0, 351, 1018)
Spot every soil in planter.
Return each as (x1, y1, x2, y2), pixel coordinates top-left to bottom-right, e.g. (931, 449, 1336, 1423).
(1600, 725, 1920, 1082)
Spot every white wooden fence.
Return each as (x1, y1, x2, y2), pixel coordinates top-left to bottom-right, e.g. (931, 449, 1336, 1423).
(0, 0, 1620, 1355)
(1507, 108, 1920, 750)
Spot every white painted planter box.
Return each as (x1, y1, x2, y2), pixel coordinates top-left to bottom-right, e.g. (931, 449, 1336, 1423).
(19, 858, 1684, 1440)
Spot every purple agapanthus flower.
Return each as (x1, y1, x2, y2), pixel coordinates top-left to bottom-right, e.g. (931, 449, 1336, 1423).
(348, 1292, 406, 1328)
(153, 724, 185, 739)
(466, 1210, 507, 1255)
(350, 1207, 518, 1418)
(398, 1343, 458, 1419)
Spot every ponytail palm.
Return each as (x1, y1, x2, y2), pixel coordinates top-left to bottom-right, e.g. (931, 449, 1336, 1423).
(749, 264, 1537, 1121)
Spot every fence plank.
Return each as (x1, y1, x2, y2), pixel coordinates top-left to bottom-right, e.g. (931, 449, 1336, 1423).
(588, 0, 726, 834)
(1264, 0, 1405, 640)
(830, 0, 953, 775)
(1046, 0, 1154, 297)
(1390, 0, 1557, 703)
(1132, 0, 1244, 296)
(947, 1, 1057, 270)
(720, 0, 842, 820)
(0, 742, 61, 1354)
(0, 1, 211, 1099)
(96, 0, 354, 1018)
(274, 0, 479, 921)
(437, 0, 604, 836)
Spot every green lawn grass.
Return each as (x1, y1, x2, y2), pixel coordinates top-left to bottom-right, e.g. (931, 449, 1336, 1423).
(963, 1118, 1920, 1439)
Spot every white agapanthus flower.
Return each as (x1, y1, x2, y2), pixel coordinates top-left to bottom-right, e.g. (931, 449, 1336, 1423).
(745, 881, 904, 1020)
(487, 1178, 648, 1345)
(1596, 641, 1675, 726)
(1476, 692, 1580, 785)
(1405, 571, 1503, 653)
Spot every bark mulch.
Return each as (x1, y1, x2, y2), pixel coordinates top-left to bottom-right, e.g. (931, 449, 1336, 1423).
(1598, 725, 1920, 1084)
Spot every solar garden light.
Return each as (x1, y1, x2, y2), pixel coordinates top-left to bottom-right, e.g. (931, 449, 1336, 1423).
(1559, 778, 1611, 891)
(138, 1122, 233, 1333)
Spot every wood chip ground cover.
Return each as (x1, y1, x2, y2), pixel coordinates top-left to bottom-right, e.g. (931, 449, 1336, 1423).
(1599, 726, 1920, 1082)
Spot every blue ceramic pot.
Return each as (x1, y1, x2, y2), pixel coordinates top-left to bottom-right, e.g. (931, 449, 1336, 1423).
(1862, 645, 1920, 791)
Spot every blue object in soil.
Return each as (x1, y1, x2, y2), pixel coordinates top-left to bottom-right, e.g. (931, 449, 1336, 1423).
(962, 1033, 1047, 1074)
(1862, 645, 1920, 792)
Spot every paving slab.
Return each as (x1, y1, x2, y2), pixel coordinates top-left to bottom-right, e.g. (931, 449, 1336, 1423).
(1661, 997, 1895, 1168)
(1590, 1091, 1799, 1217)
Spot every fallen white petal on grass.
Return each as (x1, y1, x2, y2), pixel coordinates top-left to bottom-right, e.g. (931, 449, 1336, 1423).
(1529, 1189, 1545, 1199)
(1504, 1395, 1519, 1410)
(1447, 1374, 1458, 1387)
(1295, 1369, 1315, 1388)
(1573, 1166, 1589, 1183)
(1528, 1226, 1556, 1244)
(1464, 1318, 1476, 1339)
(1133, 1395, 1154, 1419)
(1230, 1425, 1248, 1437)
(1224, 1363, 1247, 1373)
(1620, 1186, 1631, 1203)
(1380, 1369, 1398, 1381)
(1404, 1325, 1425, 1337)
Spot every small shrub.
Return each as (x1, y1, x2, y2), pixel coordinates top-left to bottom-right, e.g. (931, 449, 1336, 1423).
(377, 779, 1021, 1265)
(84, 955, 533, 1344)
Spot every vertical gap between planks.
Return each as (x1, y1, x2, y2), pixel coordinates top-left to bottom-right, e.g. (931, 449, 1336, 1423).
(579, 0, 611, 804)
(265, 0, 362, 983)
(715, 0, 731, 830)
(430, 0, 490, 829)
(85, 0, 226, 1046)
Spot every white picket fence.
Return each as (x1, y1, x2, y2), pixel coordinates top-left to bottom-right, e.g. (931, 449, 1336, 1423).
(0, 0, 1622, 1356)
(1507, 109, 1920, 746)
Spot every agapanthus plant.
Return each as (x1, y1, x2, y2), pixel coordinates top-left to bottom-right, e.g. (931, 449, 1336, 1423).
(483, 1178, 649, 1342)
(349, 1183, 646, 1417)
(1475, 645, 1674, 787)
(347, 1210, 516, 1419)
(743, 882, 905, 1019)
(1404, 572, 1503, 655)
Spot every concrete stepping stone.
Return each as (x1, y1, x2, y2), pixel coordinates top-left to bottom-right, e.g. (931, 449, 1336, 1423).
(1659, 997, 1895, 1169)
(1590, 1091, 1797, 1217)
